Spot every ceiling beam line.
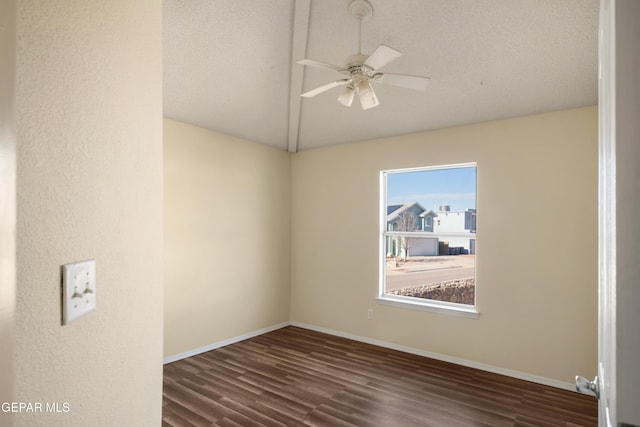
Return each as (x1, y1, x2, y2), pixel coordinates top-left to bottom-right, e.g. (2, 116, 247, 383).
(287, 0, 311, 153)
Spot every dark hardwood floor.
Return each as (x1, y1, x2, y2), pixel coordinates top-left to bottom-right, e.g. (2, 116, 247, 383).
(163, 326, 597, 426)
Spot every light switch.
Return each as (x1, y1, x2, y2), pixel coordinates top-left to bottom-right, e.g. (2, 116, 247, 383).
(61, 259, 96, 325)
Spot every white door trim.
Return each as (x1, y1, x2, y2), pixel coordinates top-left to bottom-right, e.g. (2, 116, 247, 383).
(0, 0, 16, 416)
(597, 1, 616, 425)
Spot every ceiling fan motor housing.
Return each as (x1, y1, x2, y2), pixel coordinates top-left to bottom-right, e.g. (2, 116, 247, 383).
(346, 54, 369, 68)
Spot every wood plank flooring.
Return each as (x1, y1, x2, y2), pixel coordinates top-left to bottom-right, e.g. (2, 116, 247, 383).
(163, 326, 597, 426)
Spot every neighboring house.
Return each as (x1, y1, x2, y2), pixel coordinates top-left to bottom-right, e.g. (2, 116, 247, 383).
(432, 205, 476, 254)
(386, 202, 426, 231)
(386, 202, 438, 232)
(386, 202, 438, 257)
(386, 203, 476, 257)
(431, 205, 476, 233)
(419, 209, 438, 232)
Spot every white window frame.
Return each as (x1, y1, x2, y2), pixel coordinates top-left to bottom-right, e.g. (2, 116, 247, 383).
(378, 163, 479, 318)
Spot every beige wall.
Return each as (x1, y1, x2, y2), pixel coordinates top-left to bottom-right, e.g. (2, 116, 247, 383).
(14, 1, 162, 426)
(163, 119, 291, 358)
(291, 107, 598, 384)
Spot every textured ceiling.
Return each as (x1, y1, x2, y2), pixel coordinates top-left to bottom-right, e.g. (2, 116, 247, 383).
(163, 0, 599, 152)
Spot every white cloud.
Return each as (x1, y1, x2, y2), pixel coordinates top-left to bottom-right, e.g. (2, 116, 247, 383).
(388, 192, 476, 204)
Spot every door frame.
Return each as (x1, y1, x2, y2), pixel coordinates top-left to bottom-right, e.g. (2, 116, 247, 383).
(598, 1, 640, 426)
(0, 0, 16, 415)
(597, 1, 616, 425)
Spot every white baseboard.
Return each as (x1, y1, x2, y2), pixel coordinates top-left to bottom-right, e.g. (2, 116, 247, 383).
(163, 321, 290, 364)
(163, 319, 577, 393)
(290, 321, 577, 393)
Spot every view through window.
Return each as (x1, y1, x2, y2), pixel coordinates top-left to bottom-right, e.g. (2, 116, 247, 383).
(381, 164, 477, 308)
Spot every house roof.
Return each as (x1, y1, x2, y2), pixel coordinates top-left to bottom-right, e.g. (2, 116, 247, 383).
(435, 208, 476, 214)
(387, 204, 403, 215)
(386, 202, 426, 222)
(418, 210, 438, 218)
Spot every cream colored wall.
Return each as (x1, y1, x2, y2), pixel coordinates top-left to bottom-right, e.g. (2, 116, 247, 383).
(163, 119, 291, 358)
(291, 107, 598, 384)
(14, 1, 162, 426)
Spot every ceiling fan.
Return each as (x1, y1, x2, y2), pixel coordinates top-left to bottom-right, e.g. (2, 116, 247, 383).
(298, 0, 431, 110)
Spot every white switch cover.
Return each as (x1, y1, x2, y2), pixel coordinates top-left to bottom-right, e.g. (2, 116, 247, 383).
(62, 259, 96, 325)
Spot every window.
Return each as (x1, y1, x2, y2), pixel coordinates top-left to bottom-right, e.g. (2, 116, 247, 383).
(379, 163, 478, 317)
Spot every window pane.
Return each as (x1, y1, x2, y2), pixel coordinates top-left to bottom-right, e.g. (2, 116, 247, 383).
(383, 165, 476, 306)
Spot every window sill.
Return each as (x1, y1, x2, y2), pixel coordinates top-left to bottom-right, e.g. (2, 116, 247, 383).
(377, 295, 479, 319)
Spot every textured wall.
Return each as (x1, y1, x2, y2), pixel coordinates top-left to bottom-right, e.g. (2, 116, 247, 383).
(291, 107, 598, 385)
(164, 119, 291, 358)
(14, 1, 162, 426)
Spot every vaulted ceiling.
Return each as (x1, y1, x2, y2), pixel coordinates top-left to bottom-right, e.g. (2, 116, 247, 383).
(163, 0, 599, 152)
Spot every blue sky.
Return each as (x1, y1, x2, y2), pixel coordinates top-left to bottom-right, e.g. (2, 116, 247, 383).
(386, 166, 476, 211)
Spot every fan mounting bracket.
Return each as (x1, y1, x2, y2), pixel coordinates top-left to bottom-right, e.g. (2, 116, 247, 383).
(349, 0, 373, 22)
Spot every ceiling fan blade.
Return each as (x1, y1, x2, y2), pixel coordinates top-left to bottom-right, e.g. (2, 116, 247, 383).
(364, 44, 402, 71)
(297, 58, 345, 73)
(301, 79, 349, 98)
(374, 73, 431, 91)
(357, 80, 380, 110)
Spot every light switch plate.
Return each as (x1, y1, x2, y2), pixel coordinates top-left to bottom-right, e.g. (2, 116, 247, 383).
(61, 259, 96, 325)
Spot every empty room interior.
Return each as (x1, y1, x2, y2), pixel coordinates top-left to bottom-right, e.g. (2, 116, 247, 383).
(5, 0, 640, 426)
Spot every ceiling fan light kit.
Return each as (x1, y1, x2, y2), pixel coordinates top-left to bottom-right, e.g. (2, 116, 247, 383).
(298, 0, 430, 110)
(337, 85, 355, 107)
(357, 80, 379, 109)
